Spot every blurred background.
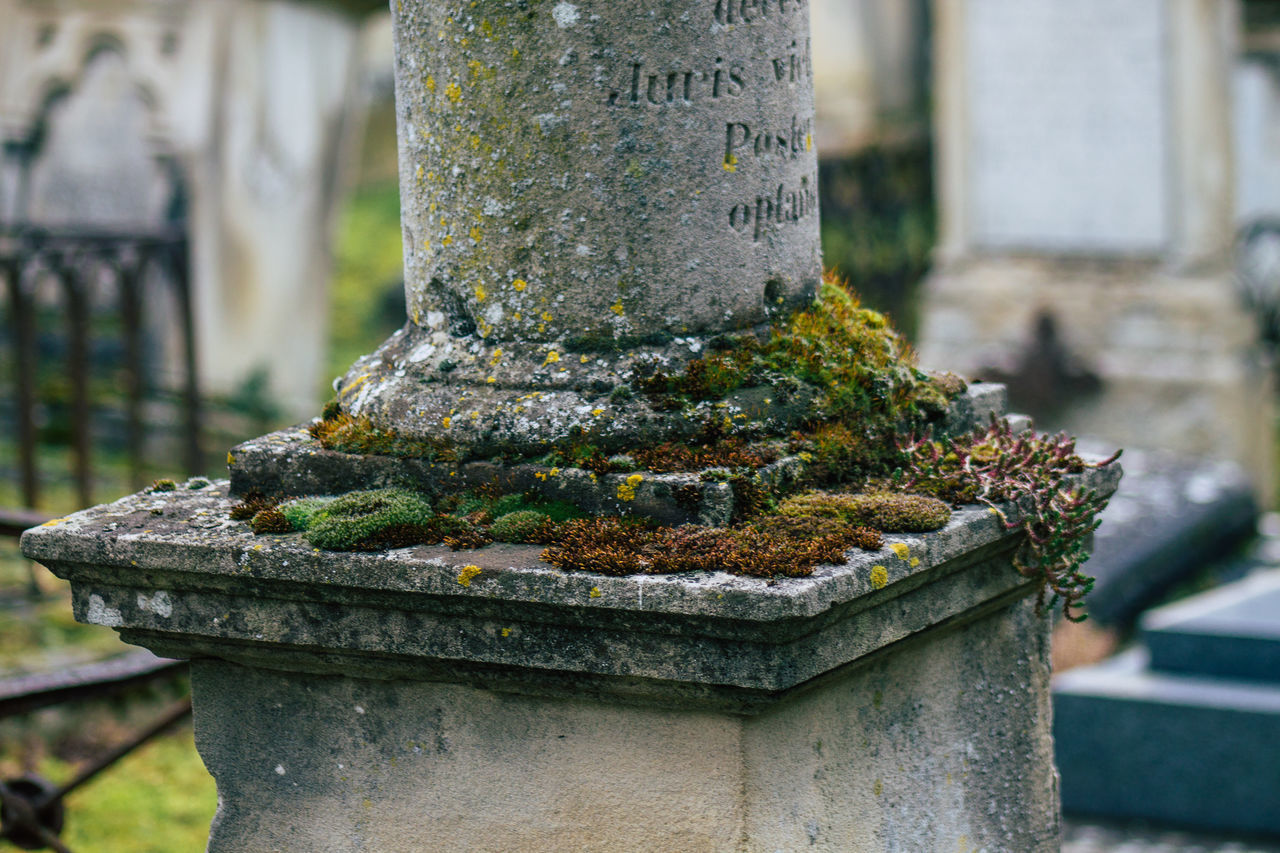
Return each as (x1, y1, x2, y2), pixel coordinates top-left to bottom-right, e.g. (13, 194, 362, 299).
(2, 0, 1279, 850)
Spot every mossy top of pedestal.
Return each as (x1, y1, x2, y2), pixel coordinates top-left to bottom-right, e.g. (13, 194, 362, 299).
(22, 463, 1117, 713)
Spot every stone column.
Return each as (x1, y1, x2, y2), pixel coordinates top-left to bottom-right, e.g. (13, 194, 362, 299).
(339, 0, 822, 456)
(922, 0, 1272, 500)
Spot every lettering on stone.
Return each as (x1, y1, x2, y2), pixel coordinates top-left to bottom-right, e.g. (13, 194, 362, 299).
(714, 0, 807, 26)
(607, 59, 745, 107)
(728, 174, 817, 241)
(723, 115, 812, 166)
(604, 0, 817, 244)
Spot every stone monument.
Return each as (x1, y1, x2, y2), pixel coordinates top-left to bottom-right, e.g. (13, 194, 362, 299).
(20, 2, 1119, 850)
(922, 0, 1272, 500)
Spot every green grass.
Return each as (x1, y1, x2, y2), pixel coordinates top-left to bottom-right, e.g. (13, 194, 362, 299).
(36, 728, 216, 853)
(325, 180, 407, 397)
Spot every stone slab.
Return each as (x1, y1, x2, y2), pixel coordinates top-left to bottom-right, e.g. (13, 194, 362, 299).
(20, 461, 1117, 713)
(1143, 570, 1280, 684)
(964, 0, 1169, 253)
(1054, 648, 1280, 836)
(1080, 448, 1257, 627)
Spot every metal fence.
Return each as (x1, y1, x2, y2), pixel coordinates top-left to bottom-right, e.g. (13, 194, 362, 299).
(0, 223, 202, 511)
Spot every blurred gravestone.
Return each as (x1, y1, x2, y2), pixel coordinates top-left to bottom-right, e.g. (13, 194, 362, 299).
(922, 0, 1272, 500)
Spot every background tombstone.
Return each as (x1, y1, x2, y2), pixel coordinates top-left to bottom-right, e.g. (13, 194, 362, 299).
(0, 0, 381, 421)
(921, 0, 1273, 500)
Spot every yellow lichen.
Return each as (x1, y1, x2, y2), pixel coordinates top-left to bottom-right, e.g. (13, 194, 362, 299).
(870, 565, 888, 589)
(457, 565, 482, 587)
(501, 627, 511, 637)
(589, 586, 602, 598)
(889, 542, 910, 560)
(474, 284, 487, 302)
(610, 299, 625, 316)
(513, 278, 527, 291)
(442, 416, 452, 428)
(445, 82, 462, 102)
(426, 75, 436, 93)
(617, 474, 644, 502)
(543, 350, 560, 366)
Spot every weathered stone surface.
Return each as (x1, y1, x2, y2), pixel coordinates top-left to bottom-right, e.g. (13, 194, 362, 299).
(230, 383, 1010, 516)
(191, 594, 1059, 852)
(341, 0, 823, 450)
(19, 462, 1117, 711)
(393, 0, 820, 344)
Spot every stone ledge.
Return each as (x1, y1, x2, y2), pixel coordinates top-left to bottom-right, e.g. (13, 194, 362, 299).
(226, 382, 1011, 513)
(22, 460, 1116, 713)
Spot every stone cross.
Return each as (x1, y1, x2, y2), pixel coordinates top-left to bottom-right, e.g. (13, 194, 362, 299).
(338, 0, 822, 455)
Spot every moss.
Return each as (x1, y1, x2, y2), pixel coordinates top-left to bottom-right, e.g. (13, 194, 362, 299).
(186, 477, 211, 489)
(778, 491, 951, 533)
(444, 528, 494, 550)
(309, 410, 456, 461)
(304, 488, 435, 551)
(631, 438, 775, 474)
(490, 510, 556, 543)
(229, 491, 276, 521)
(541, 517, 875, 579)
(249, 507, 292, 535)
(150, 479, 177, 493)
(278, 496, 335, 531)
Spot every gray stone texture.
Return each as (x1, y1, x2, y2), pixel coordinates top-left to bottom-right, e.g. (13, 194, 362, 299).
(342, 0, 823, 452)
(191, 595, 1058, 852)
(394, 0, 820, 343)
(227, 383, 1010, 512)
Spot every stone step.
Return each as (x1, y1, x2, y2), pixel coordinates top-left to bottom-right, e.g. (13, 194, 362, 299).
(1053, 646, 1280, 836)
(1142, 570, 1280, 683)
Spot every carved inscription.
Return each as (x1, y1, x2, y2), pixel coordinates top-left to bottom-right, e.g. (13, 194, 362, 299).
(605, 1, 816, 243)
(714, 0, 807, 25)
(607, 59, 745, 107)
(723, 115, 812, 168)
(728, 175, 817, 241)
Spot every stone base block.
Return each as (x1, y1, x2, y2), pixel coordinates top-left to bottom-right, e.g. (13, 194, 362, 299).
(1054, 649, 1280, 836)
(194, 595, 1058, 853)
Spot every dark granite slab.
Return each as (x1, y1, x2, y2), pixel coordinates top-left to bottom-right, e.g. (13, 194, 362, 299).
(1143, 570, 1280, 683)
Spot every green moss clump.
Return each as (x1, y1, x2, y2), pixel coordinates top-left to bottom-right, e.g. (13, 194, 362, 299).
(490, 510, 556, 544)
(150, 479, 177, 493)
(187, 477, 211, 489)
(278, 497, 336, 531)
(249, 507, 292, 535)
(305, 488, 435, 551)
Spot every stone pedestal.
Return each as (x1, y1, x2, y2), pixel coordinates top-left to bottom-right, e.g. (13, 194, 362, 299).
(20, 466, 1116, 851)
